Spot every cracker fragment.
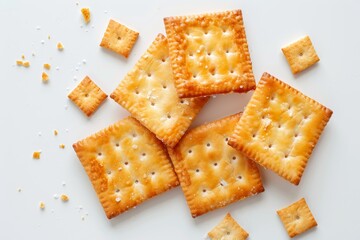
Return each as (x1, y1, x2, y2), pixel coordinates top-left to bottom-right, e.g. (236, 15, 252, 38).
(81, 8, 90, 23)
(39, 201, 45, 209)
(164, 9, 255, 98)
(57, 42, 64, 50)
(54, 129, 58, 136)
(33, 151, 41, 159)
(72, 117, 179, 219)
(16, 60, 23, 66)
(229, 73, 332, 185)
(42, 72, 49, 82)
(68, 76, 107, 117)
(208, 213, 249, 240)
(168, 114, 264, 217)
(282, 35, 319, 74)
(111, 34, 208, 147)
(23, 61, 30, 67)
(59, 144, 65, 149)
(100, 19, 139, 58)
(60, 194, 69, 202)
(277, 198, 317, 238)
(44, 63, 51, 70)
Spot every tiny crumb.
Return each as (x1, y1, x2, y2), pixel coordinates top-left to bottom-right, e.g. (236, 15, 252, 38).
(54, 129, 58, 136)
(16, 60, 23, 66)
(60, 194, 69, 202)
(44, 63, 51, 70)
(57, 42, 64, 51)
(39, 201, 45, 209)
(81, 8, 91, 23)
(59, 144, 65, 149)
(17, 188, 22, 192)
(21, 55, 25, 60)
(33, 151, 41, 159)
(42, 72, 49, 83)
(23, 61, 30, 67)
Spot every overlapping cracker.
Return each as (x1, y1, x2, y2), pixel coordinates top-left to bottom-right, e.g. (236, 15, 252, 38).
(164, 9, 255, 98)
(111, 34, 209, 147)
(68, 76, 107, 117)
(282, 35, 320, 74)
(208, 213, 249, 240)
(73, 117, 179, 219)
(168, 114, 264, 217)
(277, 198, 317, 238)
(229, 73, 332, 185)
(100, 19, 139, 58)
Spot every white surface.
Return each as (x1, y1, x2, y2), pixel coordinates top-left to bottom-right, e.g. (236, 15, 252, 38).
(0, 0, 359, 239)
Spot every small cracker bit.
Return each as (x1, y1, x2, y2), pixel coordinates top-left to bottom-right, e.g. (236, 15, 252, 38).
(59, 144, 65, 149)
(39, 201, 45, 209)
(44, 63, 51, 70)
(42, 72, 49, 83)
(54, 129, 58, 136)
(60, 194, 69, 202)
(57, 42, 64, 51)
(33, 151, 41, 159)
(21, 55, 25, 60)
(81, 8, 91, 23)
(16, 60, 23, 66)
(23, 61, 30, 67)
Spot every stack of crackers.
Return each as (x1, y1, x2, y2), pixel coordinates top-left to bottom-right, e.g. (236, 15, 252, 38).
(70, 9, 332, 239)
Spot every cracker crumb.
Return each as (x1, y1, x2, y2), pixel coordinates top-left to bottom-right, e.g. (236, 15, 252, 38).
(33, 151, 41, 159)
(21, 55, 25, 60)
(17, 188, 22, 192)
(59, 144, 65, 149)
(42, 72, 49, 82)
(39, 201, 45, 209)
(81, 8, 91, 23)
(16, 60, 23, 66)
(54, 129, 58, 136)
(23, 61, 30, 67)
(57, 42, 64, 51)
(44, 63, 51, 70)
(60, 194, 69, 202)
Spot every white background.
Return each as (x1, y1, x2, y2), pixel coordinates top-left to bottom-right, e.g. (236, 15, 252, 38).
(0, 0, 359, 239)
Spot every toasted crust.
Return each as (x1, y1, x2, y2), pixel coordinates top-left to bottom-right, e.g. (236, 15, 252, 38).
(277, 198, 317, 238)
(164, 9, 255, 98)
(229, 73, 332, 185)
(168, 113, 264, 218)
(73, 117, 179, 219)
(68, 76, 107, 117)
(100, 19, 139, 58)
(282, 35, 320, 74)
(208, 213, 249, 240)
(110, 34, 209, 147)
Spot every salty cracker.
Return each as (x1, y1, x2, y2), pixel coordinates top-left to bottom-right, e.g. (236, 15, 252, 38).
(168, 114, 264, 218)
(208, 213, 249, 240)
(68, 76, 107, 117)
(111, 34, 208, 147)
(228, 73, 332, 185)
(164, 9, 255, 98)
(100, 19, 139, 58)
(277, 198, 317, 238)
(73, 117, 179, 219)
(282, 35, 320, 74)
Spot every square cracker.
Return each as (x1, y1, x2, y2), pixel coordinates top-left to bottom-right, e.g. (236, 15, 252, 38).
(228, 73, 332, 185)
(208, 213, 249, 240)
(68, 76, 107, 117)
(168, 113, 264, 218)
(72, 117, 179, 219)
(164, 10, 255, 98)
(110, 34, 209, 147)
(277, 198, 317, 238)
(100, 19, 139, 58)
(282, 35, 320, 74)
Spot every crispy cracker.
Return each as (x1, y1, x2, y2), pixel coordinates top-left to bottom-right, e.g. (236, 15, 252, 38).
(164, 10, 255, 98)
(168, 114, 264, 217)
(228, 73, 332, 185)
(73, 117, 179, 219)
(208, 213, 249, 240)
(100, 19, 139, 58)
(111, 34, 209, 147)
(68, 76, 107, 117)
(277, 198, 317, 238)
(81, 8, 90, 23)
(282, 35, 319, 74)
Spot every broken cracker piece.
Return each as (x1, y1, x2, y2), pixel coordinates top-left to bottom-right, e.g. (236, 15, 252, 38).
(60, 194, 69, 202)
(81, 8, 90, 23)
(54, 129, 58, 136)
(33, 151, 41, 159)
(16, 60, 23, 66)
(208, 213, 249, 240)
(23, 61, 30, 67)
(42, 72, 49, 82)
(39, 201, 45, 209)
(59, 144, 65, 149)
(44, 63, 51, 70)
(57, 42, 64, 50)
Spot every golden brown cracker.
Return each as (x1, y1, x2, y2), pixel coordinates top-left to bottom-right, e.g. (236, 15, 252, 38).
(208, 213, 249, 240)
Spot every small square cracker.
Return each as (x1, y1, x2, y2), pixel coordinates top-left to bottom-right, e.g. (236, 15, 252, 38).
(282, 35, 320, 74)
(168, 113, 264, 218)
(228, 73, 332, 185)
(100, 19, 139, 58)
(277, 198, 317, 238)
(208, 213, 249, 240)
(68, 76, 107, 117)
(110, 34, 209, 147)
(164, 10, 255, 98)
(73, 117, 179, 219)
